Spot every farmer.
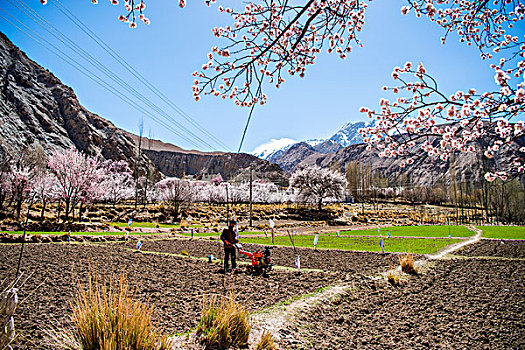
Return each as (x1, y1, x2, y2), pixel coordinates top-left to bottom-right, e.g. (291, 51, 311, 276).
(220, 220, 238, 272)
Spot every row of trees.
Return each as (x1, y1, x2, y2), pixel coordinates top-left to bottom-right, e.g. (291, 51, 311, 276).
(0, 146, 134, 221)
(3, 144, 522, 224)
(118, 166, 348, 218)
(345, 160, 525, 224)
(0, 146, 348, 222)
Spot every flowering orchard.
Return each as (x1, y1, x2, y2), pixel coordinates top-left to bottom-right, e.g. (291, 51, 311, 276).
(0, 147, 135, 221)
(85, 0, 525, 181)
(0, 147, 303, 222)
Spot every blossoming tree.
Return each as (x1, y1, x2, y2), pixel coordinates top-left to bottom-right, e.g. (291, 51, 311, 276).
(9, 165, 33, 221)
(91, 0, 368, 107)
(31, 170, 55, 220)
(290, 165, 347, 210)
(99, 159, 134, 206)
(155, 177, 194, 219)
(48, 148, 103, 221)
(358, 1, 525, 182)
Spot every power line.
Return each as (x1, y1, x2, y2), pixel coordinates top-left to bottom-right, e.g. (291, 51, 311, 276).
(1, 3, 203, 149)
(0, 12, 213, 148)
(49, 0, 231, 151)
(238, 103, 256, 153)
(5, 0, 218, 151)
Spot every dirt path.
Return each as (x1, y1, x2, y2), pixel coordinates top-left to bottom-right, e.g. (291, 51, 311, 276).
(426, 225, 482, 260)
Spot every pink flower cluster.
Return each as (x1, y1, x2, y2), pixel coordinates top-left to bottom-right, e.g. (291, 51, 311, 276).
(360, 0, 525, 182)
(361, 61, 524, 180)
(95, 0, 150, 27)
(191, 0, 369, 107)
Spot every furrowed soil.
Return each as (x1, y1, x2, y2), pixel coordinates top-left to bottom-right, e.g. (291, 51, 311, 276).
(285, 240, 525, 350)
(2, 239, 523, 349)
(123, 238, 401, 275)
(0, 241, 371, 349)
(454, 238, 525, 259)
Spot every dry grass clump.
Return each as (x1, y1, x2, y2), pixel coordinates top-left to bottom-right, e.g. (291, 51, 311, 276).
(196, 294, 251, 349)
(399, 253, 418, 275)
(51, 270, 171, 350)
(255, 331, 277, 350)
(387, 269, 401, 286)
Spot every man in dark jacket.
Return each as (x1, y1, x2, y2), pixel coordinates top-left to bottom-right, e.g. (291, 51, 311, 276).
(220, 220, 238, 272)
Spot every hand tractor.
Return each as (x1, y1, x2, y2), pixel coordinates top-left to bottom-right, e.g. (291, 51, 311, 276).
(226, 241, 273, 275)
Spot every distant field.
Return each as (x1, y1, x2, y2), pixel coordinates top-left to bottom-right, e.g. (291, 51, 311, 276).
(1, 231, 164, 236)
(179, 231, 265, 237)
(477, 226, 525, 239)
(111, 222, 176, 228)
(339, 225, 474, 238)
(241, 235, 461, 254)
(110, 222, 205, 229)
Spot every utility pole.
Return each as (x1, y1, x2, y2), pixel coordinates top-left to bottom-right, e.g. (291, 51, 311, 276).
(135, 119, 144, 210)
(225, 184, 230, 225)
(249, 165, 253, 227)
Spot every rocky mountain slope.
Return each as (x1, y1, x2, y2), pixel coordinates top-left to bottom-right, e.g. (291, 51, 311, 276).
(0, 32, 287, 184)
(0, 32, 141, 164)
(275, 140, 467, 185)
(274, 131, 523, 186)
(326, 121, 367, 148)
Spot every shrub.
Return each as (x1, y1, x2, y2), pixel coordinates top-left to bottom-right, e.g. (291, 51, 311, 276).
(255, 331, 276, 350)
(196, 294, 251, 349)
(60, 270, 171, 350)
(399, 253, 418, 275)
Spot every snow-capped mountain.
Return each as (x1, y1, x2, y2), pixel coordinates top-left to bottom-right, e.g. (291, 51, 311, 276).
(252, 121, 366, 161)
(252, 138, 298, 159)
(304, 138, 325, 146)
(328, 121, 367, 147)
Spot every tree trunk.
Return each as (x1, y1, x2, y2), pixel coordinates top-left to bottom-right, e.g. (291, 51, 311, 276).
(143, 170, 149, 210)
(15, 197, 22, 221)
(57, 203, 62, 222)
(40, 199, 47, 221)
(0, 191, 5, 212)
(64, 200, 70, 222)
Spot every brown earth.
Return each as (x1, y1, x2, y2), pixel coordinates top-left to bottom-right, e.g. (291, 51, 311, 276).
(120, 238, 400, 275)
(2, 240, 523, 349)
(285, 256, 525, 349)
(0, 242, 339, 349)
(454, 239, 525, 259)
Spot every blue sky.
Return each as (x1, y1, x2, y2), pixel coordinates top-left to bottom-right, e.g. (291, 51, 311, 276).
(0, 0, 507, 153)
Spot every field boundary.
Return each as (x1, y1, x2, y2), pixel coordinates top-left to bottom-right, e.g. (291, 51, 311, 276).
(426, 225, 482, 260)
(446, 254, 525, 261)
(481, 237, 525, 241)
